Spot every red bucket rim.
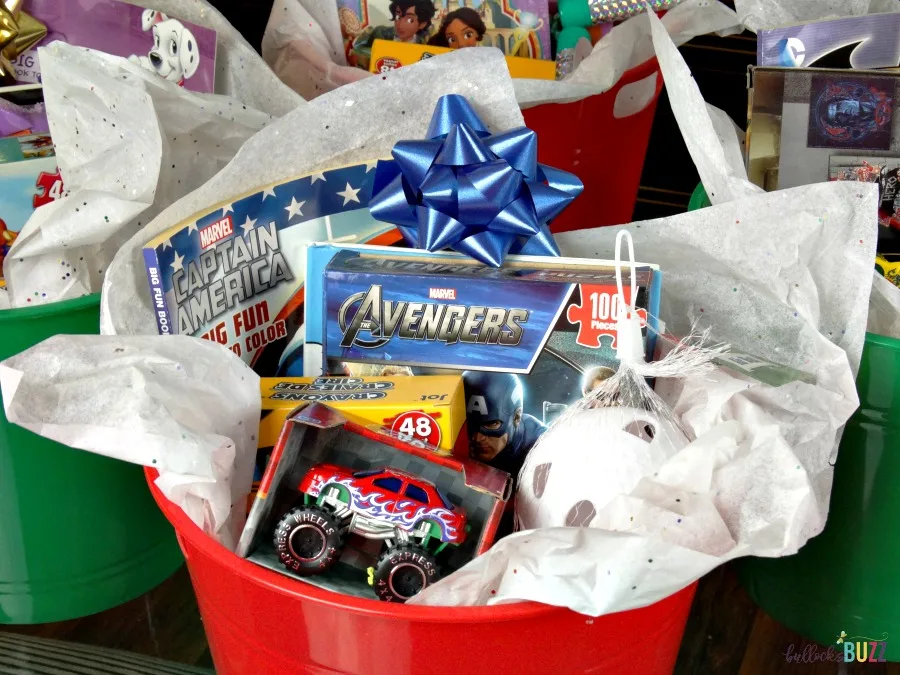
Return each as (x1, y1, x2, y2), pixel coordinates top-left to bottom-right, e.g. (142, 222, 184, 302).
(145, 467, 563, 623)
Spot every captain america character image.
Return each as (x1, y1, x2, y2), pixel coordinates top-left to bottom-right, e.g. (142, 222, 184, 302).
(462, 371, 547, 476)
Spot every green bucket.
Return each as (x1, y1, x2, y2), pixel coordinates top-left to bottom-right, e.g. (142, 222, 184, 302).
(0, 294, 182, 624)
(689, 184, 900, 660)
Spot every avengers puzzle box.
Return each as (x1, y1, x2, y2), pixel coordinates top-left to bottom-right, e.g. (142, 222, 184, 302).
(142, 163, 403, 376)
(304, 244, 662, 476)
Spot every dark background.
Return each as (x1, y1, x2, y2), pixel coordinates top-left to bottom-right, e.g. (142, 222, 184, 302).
(206, 0, 756, 222)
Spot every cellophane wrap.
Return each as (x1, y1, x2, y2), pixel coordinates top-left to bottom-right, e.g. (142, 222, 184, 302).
(407, 12, 876, 615)
(3, 42, 275, 308)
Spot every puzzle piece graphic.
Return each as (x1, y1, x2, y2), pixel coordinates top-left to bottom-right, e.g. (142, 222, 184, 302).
(566, 284, 647, 349)
(33, 169, 64, 209)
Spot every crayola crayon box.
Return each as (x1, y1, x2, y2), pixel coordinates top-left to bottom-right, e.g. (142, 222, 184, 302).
(304, 243, 662, 477)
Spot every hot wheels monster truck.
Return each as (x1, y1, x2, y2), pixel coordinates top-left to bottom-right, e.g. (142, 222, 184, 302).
(274, 463, 467, 602)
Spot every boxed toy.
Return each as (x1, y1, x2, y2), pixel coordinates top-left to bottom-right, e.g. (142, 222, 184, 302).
(758, 14, 900, 71)
(304, 244, 662, 477)
(253, 375, 467, 507)
(338, 0, 551, 71)
(142, 163, 404, 376)
(238, 402, 511, 602)
(12, 0, 218, 94)
(368, 38, 555, 79)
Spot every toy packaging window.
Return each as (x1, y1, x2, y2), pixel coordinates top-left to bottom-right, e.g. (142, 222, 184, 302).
(238, 403, 511, 602)
(303, 243, 662, 478)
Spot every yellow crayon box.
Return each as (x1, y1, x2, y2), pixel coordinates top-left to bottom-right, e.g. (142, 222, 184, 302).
(369, 39, 555, 81)
(252, 375, 467, 506)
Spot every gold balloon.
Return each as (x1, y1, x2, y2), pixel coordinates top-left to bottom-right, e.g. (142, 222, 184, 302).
(0, 1, 47, 85)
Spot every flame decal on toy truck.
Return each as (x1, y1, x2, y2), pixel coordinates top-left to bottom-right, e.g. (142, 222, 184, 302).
(301, 465, 465, 543)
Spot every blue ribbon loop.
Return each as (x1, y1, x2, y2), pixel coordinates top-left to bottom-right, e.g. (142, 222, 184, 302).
(369, 94, 584, 267)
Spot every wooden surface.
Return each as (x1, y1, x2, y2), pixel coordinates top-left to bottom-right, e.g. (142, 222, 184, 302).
(3, 562, 900, 673)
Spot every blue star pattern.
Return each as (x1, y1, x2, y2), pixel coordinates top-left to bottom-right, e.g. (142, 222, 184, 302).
(142, 162, 401, 377)
(148, 162, 383, 294)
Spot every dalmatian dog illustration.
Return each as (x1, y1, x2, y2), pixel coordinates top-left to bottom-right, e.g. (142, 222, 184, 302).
(128, 10, 200, 86)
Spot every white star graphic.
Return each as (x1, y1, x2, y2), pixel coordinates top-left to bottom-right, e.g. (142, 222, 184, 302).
(222, 203, 234, 215)
(161, 238, 172, 250)
(310, 171, 327, 184)
(187, 221, 198, 235)
(285, 197, 306, 220)
(364, 160, 379, 173)
(241, 215, 257, 235)
(171, 251, 185, 273)
(337, 182, 361, 206)
(262, 185, 277, 200)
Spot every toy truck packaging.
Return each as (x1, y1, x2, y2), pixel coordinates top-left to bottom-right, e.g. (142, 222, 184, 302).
(141, 163, 404, 376)
(304, 244, 662, 477)
(252, 375, 467, 507)
(238, 402, 511, 602)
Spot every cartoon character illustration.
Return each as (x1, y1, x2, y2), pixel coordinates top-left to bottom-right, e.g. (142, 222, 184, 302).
(275, 463, 466, 602)
(809, 78, 894, 148)
(0, 218, 18, 272)
(128, 10, 200, 86)
(352, 0, 436, 68)
(462, 370, 547, 476)
(428, 7, 486, 49)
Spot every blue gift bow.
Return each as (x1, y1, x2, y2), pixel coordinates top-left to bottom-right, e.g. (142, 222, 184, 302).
(368, 94, 584, 267)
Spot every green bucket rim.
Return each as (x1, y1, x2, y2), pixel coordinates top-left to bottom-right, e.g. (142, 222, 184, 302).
(688, 183, 900, 350)
(0, 293, 101, 323)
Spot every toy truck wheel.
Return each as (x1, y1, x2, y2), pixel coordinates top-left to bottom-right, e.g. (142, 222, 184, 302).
(373, 544, 439, 602)
(274, 506, 344, 576)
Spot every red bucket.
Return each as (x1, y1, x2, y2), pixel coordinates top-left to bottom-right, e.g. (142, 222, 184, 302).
(147, 468, 695, 675)
(524, 57, 663, 233)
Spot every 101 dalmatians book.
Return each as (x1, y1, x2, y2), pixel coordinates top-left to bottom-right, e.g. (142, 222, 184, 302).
(12, 0, 217, 94)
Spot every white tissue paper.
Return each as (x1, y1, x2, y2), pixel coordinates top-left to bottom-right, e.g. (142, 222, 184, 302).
(124, 0, 301, 116)
(407, 12, 873, 614)
(869, 273, 900, 339)
(3, 42, 274, 308)
(101, 47, 524, 336)
(261, 0, 741, 107)
(0, 335, 259, 550)
(262, 0, 371, 100)
(735, 0, 900, 33)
